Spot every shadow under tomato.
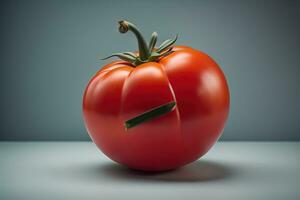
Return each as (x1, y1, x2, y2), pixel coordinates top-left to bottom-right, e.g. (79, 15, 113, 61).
(98, 160, 233, 182)
(49, 159, 234, 183)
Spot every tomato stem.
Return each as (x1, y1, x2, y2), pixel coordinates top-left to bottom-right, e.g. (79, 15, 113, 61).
(118, 21, 150, 61)
(102, 21, 178, 66)
(124, 101, 176, 130)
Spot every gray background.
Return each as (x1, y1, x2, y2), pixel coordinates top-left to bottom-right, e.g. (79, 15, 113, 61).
(0, 0, 299, 141)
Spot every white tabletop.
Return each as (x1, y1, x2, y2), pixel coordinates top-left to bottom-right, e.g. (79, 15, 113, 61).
(0, 142, 299, 200)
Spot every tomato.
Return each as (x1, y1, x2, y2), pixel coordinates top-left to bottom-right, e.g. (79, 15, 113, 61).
(83, 20, 230, 171)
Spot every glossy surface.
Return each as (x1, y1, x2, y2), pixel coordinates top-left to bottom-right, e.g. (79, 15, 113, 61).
(83, 46, 230, 171)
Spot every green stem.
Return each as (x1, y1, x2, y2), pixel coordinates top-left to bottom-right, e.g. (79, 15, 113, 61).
(118, 21, 150, 61)
(124, 101, 176, 130)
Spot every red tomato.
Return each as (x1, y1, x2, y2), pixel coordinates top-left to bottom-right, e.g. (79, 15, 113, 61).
(83, 21, 229, 171)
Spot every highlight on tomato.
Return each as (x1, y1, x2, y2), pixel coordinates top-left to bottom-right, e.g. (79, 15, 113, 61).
(83, 20, 230, 171)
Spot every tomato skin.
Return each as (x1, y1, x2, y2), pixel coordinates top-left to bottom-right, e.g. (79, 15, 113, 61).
(83, 46, 230, 171)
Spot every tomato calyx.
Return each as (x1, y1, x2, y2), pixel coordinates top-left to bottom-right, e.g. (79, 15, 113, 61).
(102, 20, 178, 67)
